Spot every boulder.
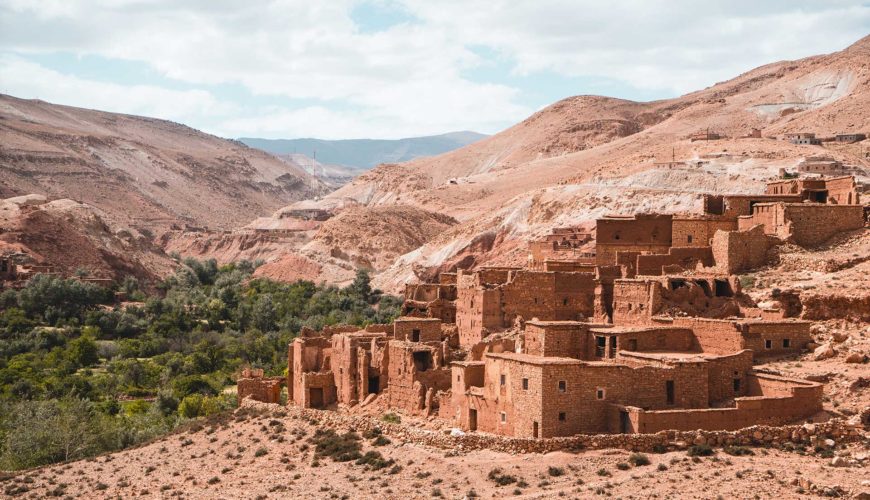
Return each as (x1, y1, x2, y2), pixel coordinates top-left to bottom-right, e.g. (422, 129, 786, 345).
(813, 343, 836, 361)
(830, 456, 848, 467)
(832, 331, 850, 343)
(845, 352, 866, 364)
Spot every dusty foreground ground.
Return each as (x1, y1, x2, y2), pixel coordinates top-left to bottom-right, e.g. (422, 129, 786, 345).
(2, 405, 867, 500)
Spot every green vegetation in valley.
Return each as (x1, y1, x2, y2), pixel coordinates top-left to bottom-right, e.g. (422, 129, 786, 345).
(0, 259, 400, 470)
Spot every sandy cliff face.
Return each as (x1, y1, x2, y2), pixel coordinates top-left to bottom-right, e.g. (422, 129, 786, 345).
(0, 94, 330, 232)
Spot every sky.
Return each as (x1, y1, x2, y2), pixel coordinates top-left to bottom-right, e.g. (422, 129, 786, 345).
(1, 1, 868, 140)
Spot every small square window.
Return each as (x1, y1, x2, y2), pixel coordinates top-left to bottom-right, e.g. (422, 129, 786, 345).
(500, 412, 506, 423)
(596, 388, 605, 400)
(558, 380, 567, 393)
(522, 378, 529, 390)
(500, 374, 506, 386)
(764, 339, 772, 349)
(558, 412, 566, 421)
(782, 339, 791, 348)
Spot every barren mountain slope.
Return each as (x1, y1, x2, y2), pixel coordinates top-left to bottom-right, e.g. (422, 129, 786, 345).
(331, 35, 870, 221)
(0, 196, 175, 283)
(323, 36, 870, 291)
(0, 94, 329, 232)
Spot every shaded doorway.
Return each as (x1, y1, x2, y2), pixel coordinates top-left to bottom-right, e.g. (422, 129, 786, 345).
(309, 388, 324, 409)
(468, 409, 477, 431)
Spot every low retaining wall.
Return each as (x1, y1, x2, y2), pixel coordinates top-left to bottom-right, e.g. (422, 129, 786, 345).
(245, 401, 865, 455)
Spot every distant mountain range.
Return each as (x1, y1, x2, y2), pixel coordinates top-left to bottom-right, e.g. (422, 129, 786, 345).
(239, 131, 488, 169)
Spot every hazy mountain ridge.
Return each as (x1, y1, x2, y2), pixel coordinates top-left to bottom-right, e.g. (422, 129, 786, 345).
(239, 131, 488, 169)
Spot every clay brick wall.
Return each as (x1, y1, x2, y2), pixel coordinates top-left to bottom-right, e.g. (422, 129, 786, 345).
(635, 247, 713, 275)
(745, 203, 865, 247)
(823, 176, 859, 205)
(543, 261, 596, 273)
(627, 373, 822, 432)
(456, 284, 501, 347)
(671, 317, 745, 354)
(765, 180, 790, 195)
(394, 317, 442, 342)
(717, 195, 803, 218)
(237, 375, 283, 404)
(704, 350, 753, 404)
(599, 327, 696, 354)
(552, 272, 597, 320)
(672, 218, 737, 247)
(524, 321, 589, 358)
(298, 371, 337, 408)
(711, 224, 771, 274)
(742, 321, 811, 357)
(291, 337, 333, 406)
(385, 342, 451, 415)
(595, 215, 673, 266)
(611, 280, 660, 325)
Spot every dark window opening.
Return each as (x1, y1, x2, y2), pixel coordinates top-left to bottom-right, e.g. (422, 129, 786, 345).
(608, 335, 617, 358)
(522, 378, 529, 390)
(670, 279, 687, 291)
(666, 380, 675, 405)
(500, 374, 506, 386)
(595, 336, 606, 357)
(764, 339, 772, 349)
(696, 280, 712, 297)
(687, 235, 693, 244)
(558, 380, 567, 393)
(714, 279, 733, 297)
(596, 388, 605, 400)
(368, 376, 380, 394)
(562, 297, 568, 306)
(413, 351, 433, 371)
(411, 328, 421, 342)
(558, 412, 566, 422)
(783, 338, 791, 348)
(733, 378, 741, 392)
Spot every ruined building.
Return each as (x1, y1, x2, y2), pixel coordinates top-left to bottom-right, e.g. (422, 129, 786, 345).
(249, 176, 868, 437)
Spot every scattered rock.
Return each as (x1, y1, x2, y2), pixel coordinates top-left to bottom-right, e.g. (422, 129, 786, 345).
(844, 352, 866, 364)
(830, 456, 848, 467)
(813, 343, 836, 361)
(832, 331, 850, 343)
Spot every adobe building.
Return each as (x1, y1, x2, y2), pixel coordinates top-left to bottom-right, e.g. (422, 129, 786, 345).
(527, 227, 594, 270)
(444, 321, 820, 437)
(269, 175, 857, 438)
(595, 214, 673, 266)
(738, 202, 864, 247)
(237, 368, 284, 404)
(835, 133, 866, 144)
(785, 132, 821, 145)
(455, 267, 599, 347)
(764, 176, 860, 205)
(402, 273, 457, 322)
(286, 318, 452, 415)
(797, 157, 847, 175)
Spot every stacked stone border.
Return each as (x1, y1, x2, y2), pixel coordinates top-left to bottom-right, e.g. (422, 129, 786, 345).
(242, 399, 866, 455)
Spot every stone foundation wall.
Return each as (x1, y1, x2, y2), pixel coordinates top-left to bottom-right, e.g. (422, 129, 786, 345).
(263, 402, 862, 455)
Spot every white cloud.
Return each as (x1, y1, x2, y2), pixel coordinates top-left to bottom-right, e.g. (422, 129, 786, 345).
(0, 54, 234, 123)
(1, 1, 868, 138)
